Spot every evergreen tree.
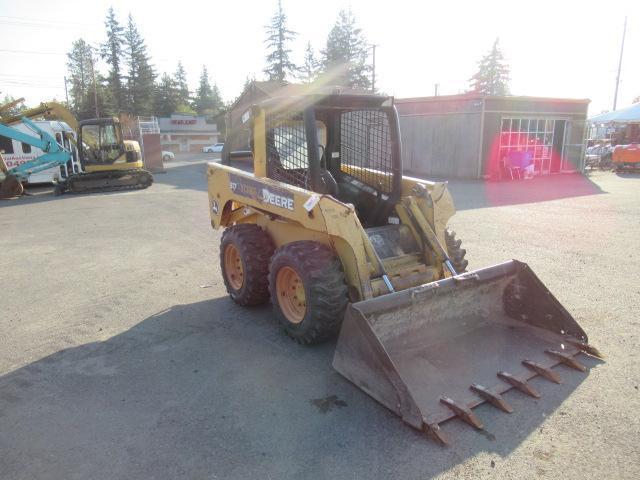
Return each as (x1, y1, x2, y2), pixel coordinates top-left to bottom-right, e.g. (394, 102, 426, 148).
(67, 39, 91, 113)
(242, 75, 256, 92)
(154, 73, 179, 117)
(321, 9, 370, 89)
(100, 7, 125, 114)
(468, 38, 510, 96)
(175, 103, 197, 114)
(299, 41, 319, 84)
(263, 0, 298, 82)
(174, 61, 190, 107)
(193, 65, 223, 115)
(123, 14, 156, 115)
(66, 39, 106, 119)
(211, 83, 223, 113)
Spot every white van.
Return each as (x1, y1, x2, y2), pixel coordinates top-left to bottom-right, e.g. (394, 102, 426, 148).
(0, 120, 81, 184)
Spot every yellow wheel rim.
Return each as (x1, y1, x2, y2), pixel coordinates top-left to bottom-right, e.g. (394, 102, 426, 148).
(276, 266, 306, 324)
(224, 244, 244, 290)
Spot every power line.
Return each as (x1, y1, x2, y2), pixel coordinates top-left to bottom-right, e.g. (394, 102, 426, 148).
(0, 16, 93, 31)
(0, 14, 90, 26)
(0, 20, 87, 31)
(0, 87, 65, 91)
(0, 86, 65, 92)
(0, 49, 66, 56)
(0, 73, 63, 80)
(0, 80, 65, 88)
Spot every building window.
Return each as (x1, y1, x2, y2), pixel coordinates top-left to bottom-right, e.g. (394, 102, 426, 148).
(499, 117, 557, 175)
(0, 135, 14, 154)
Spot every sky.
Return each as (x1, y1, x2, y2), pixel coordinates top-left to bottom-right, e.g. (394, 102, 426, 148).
(0, 0, 637, 116)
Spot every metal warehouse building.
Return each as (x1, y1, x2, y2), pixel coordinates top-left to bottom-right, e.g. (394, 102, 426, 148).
(396, 94, 590, 179)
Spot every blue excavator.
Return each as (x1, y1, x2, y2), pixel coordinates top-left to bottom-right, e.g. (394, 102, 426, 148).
(0, 101, 153, 198)
(0, 116, 72, 197)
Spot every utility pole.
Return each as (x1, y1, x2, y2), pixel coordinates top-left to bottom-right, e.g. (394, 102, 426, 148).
(434, 83, 439, 96)
(89, 53, 99, 118)
(613, 16, 627, 111)
(63, 76, 70, 107)
(370, 44, 378, 93)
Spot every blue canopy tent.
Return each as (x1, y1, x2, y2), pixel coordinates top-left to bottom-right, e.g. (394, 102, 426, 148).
(590, 103, 640, 124)
(589, 103, 640, 142)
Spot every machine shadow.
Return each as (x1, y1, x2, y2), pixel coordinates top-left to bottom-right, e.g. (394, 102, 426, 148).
(0, 157, 218, 207)
(0, 296, 602, 478)
(154, 158, 254, 192)
(614, 171, 640, 179)
(0, 186, 150, 208)
(445, 173, 606, 211)
(156, 160, 606, 210)
(0, 184, 62, 207)
(153, 160, 210, 192)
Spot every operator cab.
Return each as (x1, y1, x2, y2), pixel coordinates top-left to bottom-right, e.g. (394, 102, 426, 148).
(259, 94, 402, 228)
(78, 118, 126, 165)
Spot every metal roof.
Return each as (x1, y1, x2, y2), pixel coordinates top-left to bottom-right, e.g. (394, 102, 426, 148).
(396, 94, 590, 105)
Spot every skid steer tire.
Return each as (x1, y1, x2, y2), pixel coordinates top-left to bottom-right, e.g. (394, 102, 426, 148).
(220, 224, 275, 306)
(445, 228, 469, 273)
(269, 241, 349, 345)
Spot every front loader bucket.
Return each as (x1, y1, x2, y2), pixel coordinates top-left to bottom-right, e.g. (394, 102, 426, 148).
(0, 174, 24, 199)
(333, 260, 602, 444)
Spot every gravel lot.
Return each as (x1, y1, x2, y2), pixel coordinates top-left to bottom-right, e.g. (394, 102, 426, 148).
(1, 156, 638, 479)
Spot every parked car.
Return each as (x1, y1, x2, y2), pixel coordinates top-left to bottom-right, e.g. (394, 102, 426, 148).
(162, 151, 175, 162)
(203, 143, 224, 153)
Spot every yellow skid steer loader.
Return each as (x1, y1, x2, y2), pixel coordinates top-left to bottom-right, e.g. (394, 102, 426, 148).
(207, 93, 601, 444)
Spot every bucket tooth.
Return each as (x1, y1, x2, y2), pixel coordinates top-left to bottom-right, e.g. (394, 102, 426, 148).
(423, 421, 448, 446)
(498, 371, 541, 398)
(470, 384, 513, 413)
(522, 360, 562, 384)
(565, 340, 604, 359)
(545, 350, 587, 372)
(440, 396, 483, 429)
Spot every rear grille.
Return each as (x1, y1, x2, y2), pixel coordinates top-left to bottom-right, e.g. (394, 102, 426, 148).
(341, 110, 393, 193)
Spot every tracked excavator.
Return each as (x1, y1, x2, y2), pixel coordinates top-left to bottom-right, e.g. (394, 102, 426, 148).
(0, 101, 152, 198)
(207, 93, 602, 444)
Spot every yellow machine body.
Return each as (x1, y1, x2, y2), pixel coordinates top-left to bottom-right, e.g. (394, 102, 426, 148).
(83, 140, 144, 173)
(207, 94, 601, 444)
(208, 161, 456, 301)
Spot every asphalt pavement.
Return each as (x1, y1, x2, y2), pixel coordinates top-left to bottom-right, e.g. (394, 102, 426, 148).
(1, 156, 638, 479)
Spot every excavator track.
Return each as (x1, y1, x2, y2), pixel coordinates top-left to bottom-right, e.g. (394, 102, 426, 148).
(64, 169, 153, 194)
